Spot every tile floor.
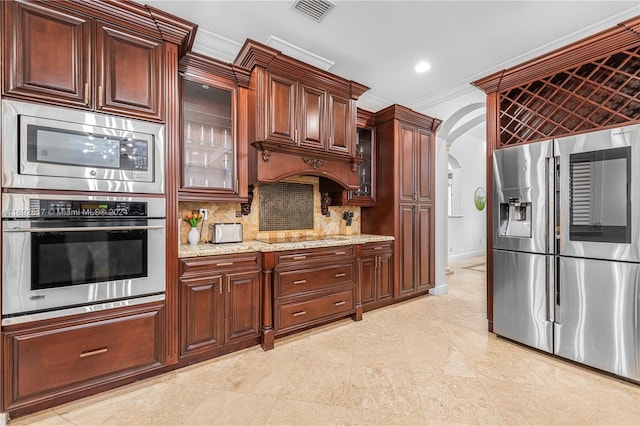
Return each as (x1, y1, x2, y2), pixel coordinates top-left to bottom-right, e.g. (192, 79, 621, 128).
(12, 256, 640, 425)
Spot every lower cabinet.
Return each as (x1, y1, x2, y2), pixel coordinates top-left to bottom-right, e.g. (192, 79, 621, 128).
(2, 301, 165, 413)
(179, 253, 261, 357)
(360, 241, 393, 310)
(273, 246, 357, 335)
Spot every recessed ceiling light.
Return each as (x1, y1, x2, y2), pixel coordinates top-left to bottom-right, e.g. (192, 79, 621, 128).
(414, 61, 431, 73)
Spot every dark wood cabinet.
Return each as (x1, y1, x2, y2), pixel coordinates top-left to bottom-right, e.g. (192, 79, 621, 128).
(398, 204, 432, 296)
(235, 39, 368, 166)
(2, 301, 165, 413)
(3, 0, 164, 122)
(261, 71, 355, 157)
(298, 83, 325, 151)
(327, 92, 352, 155)
(178, 52, 251, 201)
(95, 21, 163, 120)
(267, 73, 297, 146)
(273, 246, 358, 336)
(361, 104, 441, 299)
(398, 123, 433, 204)
(3, 0, 91, 108)
(179, 253, 261, 358)
(360, 242, 393, 310)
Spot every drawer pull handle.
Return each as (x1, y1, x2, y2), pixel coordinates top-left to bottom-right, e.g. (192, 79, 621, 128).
(334, 251, 346, 255)
(373, 246, 383, 250)
(293, 256, 307, 260)
(334, 273, 346, 278)
(293, 279, 307, 285)
(334, 301, 346, 307)
(292, 311, 307, 317)
(217, 262, 234, 266)
(80, 347, 108, 358)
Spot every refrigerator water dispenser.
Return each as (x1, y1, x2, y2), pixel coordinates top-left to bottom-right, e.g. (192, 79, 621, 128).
(499, 196, 532, 238)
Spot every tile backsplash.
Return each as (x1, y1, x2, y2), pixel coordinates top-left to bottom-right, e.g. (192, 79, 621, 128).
(178, 175, 360, 244)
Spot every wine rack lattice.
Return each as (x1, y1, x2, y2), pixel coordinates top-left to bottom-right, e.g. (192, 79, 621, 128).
(499, 45, 640, 146)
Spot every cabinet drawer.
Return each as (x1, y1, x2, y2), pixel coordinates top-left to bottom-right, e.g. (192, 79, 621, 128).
(362, 241, 393, 256)
(276, 289, 354, 331)
(275, 246, 354, 265)
(6, 308, 162, 402)
(181, 253, 260, 275)
(278, 263, 354, 297)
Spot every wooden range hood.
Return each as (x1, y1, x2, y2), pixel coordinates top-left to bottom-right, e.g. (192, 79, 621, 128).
(250, 147, 360, 191)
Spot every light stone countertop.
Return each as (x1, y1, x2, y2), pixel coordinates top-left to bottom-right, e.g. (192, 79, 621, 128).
(178, 234, 394, 258)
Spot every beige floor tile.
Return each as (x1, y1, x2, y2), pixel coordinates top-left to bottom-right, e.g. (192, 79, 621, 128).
(345, 407, 427, 425)
(264, 399, 347, 425)
(351, 337, 412, 371)
(9, 410, 73, 426)
(479, 378, 599, 425)
(348, 365, 423, 417)
(213, 347, 300, 396)
(59, 382, 210, 425)
(414, 372, 506, 425)
(169, 351, 240, 389)
(183, 389, 276, 425)
(278, 359, 351, 406)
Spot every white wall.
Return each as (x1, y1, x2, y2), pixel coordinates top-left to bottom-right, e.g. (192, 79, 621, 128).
(447, 132, 486, 260)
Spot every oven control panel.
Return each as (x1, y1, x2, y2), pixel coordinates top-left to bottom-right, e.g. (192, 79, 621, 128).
(28, 199, 148, 218)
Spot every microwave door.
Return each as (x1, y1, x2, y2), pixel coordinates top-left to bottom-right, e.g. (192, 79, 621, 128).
(555, 124, 640, 262)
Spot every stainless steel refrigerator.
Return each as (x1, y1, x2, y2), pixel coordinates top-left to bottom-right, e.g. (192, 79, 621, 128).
(492, 124, 640, 382)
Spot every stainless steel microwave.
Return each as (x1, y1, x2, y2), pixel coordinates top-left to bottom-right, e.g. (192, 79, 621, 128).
(2, 99, 165, 193)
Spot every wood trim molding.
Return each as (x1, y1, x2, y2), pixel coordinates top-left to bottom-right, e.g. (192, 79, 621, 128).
(179, 52, 252, 89)
(374, 104, 442, 132)
(164, 42, 180, 365)
(234, 38, 369, 99)
(473, 15, 640, 93)
(42, 0, 197, 57)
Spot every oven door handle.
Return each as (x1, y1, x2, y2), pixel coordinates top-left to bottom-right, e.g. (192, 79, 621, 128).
(3, 225, 165, 233)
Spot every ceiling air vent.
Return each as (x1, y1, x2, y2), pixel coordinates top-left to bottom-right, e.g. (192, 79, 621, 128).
(293, 0, 336, 22)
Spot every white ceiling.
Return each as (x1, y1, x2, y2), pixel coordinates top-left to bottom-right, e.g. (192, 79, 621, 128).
(142, 1, 639, 121)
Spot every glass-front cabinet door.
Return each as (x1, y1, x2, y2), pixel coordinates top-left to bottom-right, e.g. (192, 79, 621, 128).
(347, 127, 376, 205)
(182, 79, 235, 192)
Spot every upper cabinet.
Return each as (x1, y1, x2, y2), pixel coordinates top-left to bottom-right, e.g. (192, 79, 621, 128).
(178, 52, 251, 201)
(94, 22, 163, 121)
(234, 39, 368, 165)
(333, 108, 376, 206)
(398, 122, 434, 204)
(2, 0, 196, 123)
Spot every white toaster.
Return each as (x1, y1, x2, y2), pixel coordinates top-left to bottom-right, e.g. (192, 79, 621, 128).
(210, 223, 243, 243)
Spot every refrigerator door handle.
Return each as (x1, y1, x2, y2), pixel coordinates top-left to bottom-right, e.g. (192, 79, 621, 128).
(547, 256, 555, 322)
(554, 256, 561, 324)
(546, 156, 556, 254)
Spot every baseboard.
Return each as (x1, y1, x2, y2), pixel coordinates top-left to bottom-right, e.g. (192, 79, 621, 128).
(448, 250, 486, 261)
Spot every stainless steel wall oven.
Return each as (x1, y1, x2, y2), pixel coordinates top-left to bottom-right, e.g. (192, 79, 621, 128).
(2, 193, 166, 324)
